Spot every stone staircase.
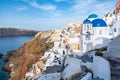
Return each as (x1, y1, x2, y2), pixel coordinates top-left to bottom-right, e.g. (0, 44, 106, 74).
(111, 63, 120, 80)
(107, 58, 120, 80)
(111, 66, 120, 77)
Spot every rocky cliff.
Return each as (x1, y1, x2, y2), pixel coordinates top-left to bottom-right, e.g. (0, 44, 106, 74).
(0, 53, 4, 58)
(0, 28, 38, 37)
(2, 31, 54, 80)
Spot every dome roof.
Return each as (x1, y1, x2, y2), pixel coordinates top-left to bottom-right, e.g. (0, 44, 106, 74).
(92, 19, 107, 27)
(88, 14, 98, 18)
(83, 19, 91, 24)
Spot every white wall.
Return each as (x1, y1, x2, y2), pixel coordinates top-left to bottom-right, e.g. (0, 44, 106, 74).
(112, 20, 120, 38)
(81, 72, 92, 80)
(93, 56, 111, 80)
(93, 27, 112, 39)
(93, 37, 111, 49)
(62, 56, 81, 79)
(69, 38, 80, 43)
(81, 62, 93, 72)
(81, 34, 93, 54)
(117, 13, 120, 21)
(54, 42, 60, 47)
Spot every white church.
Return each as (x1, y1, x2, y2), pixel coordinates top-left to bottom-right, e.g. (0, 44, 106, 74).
(80, 14, 113, 54)
(80, 9, 120, 54)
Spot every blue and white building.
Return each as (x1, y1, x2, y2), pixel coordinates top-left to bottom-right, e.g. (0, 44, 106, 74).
(81, 14, 113, 54)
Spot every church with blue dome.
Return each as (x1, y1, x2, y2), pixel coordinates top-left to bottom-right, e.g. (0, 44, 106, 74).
(80, 14, 113, 53)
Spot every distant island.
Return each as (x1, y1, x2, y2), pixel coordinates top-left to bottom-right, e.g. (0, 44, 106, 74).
(0, 28, 39, 37)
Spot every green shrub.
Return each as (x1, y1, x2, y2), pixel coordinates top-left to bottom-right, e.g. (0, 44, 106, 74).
(95, 51, 103, 57)
(85, 68, 92, 73)
(85, 68, 93, 78)
(26, 60, 34, 69)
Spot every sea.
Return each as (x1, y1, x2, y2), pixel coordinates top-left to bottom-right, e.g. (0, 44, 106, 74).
(0, 36, 34, 80)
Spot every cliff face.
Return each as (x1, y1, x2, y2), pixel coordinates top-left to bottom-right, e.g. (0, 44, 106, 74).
(0, 53, 3, 58)
(0, 28, 38, 37)
(2, 31, 54, 80)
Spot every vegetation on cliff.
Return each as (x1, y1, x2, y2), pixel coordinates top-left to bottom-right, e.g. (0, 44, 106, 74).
(3, 31, 54, 80)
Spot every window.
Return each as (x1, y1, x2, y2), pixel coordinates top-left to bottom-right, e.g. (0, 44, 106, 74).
(86, 32, 91, 40)
(114, 28, 116, 32)
(87, 25, 89, 30)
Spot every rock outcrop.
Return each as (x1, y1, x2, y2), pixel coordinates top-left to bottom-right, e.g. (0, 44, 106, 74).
(0, 52, 4, 58)
(2, 31, 54, 80)
(2, 50, 16, 62)
(0, 28, 38, 37)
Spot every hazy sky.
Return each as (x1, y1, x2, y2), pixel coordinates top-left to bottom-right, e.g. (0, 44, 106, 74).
(0, 0, 119, 31)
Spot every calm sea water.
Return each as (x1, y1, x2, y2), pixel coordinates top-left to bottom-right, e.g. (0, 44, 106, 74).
(0, 36, 34, 80)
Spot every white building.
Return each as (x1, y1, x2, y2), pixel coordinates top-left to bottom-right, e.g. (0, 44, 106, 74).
(81, 14, 113, 54)
(102, 1, 120, 38)
(110, 13, 120, 38)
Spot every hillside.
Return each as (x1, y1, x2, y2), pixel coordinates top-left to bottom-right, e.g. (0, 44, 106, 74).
(0, 28, 38, 37)
(2, 31, 54, 80)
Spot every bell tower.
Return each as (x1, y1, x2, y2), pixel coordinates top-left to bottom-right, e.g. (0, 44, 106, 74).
(81, 19, 93, 54)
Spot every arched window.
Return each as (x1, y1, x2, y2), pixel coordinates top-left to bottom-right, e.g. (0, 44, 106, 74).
(86, 32, 91, 40)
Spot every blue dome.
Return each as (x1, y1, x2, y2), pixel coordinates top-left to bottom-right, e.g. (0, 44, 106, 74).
(83, 19, 91, 24)
(88, 14, 98, 18)
(92, 19, 107, 27)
